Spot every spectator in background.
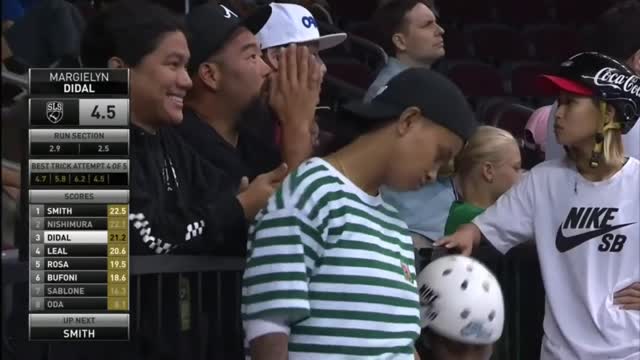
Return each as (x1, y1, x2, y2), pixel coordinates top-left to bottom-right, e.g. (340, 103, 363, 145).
(1, 33, 11, 60)
(444, 126, 521, 238)
(178, 2, 318, 183)
(256, 2, 346, 153)
(522, 105, 551, 168)
(363, 0, 443, 102)
(362, 0, 453, 258)
(1, 165, 20, 201)
(1, 0, 40, 31)
(525, 105, 551, 155)
(414, 127, 520, 359)
(82, 0, 282, 255)
(545, 0, 640, 160)
(366, 0, 451, 266)
(3, 0, 84, 68)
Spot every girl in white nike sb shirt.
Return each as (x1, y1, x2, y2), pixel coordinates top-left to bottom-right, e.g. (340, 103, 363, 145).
(438, 52, 640, 360)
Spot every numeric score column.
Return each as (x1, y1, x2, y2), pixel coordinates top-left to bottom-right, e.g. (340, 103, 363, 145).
(107, 204, 128, 311)
(28, 69, 130, 341)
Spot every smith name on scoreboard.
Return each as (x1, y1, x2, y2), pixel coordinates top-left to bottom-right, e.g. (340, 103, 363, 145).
(48, 71, 111, 94)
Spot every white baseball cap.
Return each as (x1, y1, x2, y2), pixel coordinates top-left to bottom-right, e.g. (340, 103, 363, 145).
(256, 3, 347, 51)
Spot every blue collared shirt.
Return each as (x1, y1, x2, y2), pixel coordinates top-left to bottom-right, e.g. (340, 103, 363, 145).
(382, 178, 457, 242)
(364, 57, 410, 103)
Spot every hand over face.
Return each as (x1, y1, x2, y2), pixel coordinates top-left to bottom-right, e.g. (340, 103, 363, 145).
(269, 44, 323, 130)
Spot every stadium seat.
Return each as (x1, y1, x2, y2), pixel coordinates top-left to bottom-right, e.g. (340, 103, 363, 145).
(308, 2, 334, 24)
(327, 0, 377, 23)
(438, 0, 496, 24)
(495, 0, 553, 24)
(443, 27, 471, 60)
(344, 21, 382, 50)
(446, 61, 506, 97)
(555, 0, 615, 24)
(526, 25, 584, 61)
(319, 21, 388, 72)
(507, 61, 555, 97)
(325, 58, 376, 90)
(466, 24, 528, 62)
(475, 96, 518, 125)
(492, 102, 534, 141)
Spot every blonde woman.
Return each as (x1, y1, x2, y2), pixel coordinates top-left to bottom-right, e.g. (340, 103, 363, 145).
(437, 52, 640, 360)
(414, 126, 520, 360)
(444, 126, 522, 236)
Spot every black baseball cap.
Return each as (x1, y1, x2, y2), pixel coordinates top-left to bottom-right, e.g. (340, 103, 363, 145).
(186, 2, 272, 73)
(343, 68, 478, 141)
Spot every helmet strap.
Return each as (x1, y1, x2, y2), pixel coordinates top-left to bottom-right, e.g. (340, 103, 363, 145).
(590, 101, 622, 168)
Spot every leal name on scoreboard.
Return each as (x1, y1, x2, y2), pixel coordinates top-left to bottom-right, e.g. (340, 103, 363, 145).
(49, 71, 110, 94)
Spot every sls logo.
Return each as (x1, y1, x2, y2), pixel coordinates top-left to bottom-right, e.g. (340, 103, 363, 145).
(555, 207, 636, 253)
(585, 67, 640, 97)
(46, 101, 64, 124)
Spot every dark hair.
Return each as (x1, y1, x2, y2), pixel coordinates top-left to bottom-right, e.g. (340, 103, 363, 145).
(591, 0, 640, 61)
(370, 0, 434, 56)
(81, 0, 185, 68)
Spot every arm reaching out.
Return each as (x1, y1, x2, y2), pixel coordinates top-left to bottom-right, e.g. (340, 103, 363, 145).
(435, 223, 483, 256)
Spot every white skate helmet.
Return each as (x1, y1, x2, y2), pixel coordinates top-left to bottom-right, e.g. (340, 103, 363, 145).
(417, 255, 504, 345)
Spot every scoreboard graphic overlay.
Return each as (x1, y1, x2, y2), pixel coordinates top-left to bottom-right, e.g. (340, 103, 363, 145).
(28, 69, 130, 341)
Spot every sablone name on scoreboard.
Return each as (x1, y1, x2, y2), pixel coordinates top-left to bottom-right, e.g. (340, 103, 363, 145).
(48, 71, 111, 94)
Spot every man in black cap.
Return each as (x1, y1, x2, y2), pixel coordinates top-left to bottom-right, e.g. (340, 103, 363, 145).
(243, 68, 477, 360)
(177, 2, 321, 185)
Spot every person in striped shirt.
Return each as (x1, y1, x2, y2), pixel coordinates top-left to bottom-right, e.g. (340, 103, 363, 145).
(242, 68, 478, 360)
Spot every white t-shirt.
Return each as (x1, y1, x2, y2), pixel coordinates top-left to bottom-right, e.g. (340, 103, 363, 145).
(473, 158, 640, 360)
(546, 102, 640, 160)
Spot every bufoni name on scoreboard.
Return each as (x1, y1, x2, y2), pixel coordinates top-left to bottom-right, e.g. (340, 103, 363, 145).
(48, 71, 111, 94)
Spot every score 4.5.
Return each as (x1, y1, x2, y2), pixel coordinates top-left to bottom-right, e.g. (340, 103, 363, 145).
(91, 104, 116, 120)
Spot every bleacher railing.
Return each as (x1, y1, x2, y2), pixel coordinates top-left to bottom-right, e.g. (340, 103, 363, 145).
(2, 251, 247, 360)
(2, 246, 544, 360)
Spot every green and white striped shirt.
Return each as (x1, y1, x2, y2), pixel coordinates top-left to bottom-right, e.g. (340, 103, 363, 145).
(242, 158, 420, 359)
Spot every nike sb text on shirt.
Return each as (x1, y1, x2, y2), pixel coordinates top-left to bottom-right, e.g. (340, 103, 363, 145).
(556, 207, 636, 253)
(473, 158, 640, 360)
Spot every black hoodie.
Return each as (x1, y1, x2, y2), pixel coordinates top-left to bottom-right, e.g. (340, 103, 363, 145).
(129, 124, 247, 255)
